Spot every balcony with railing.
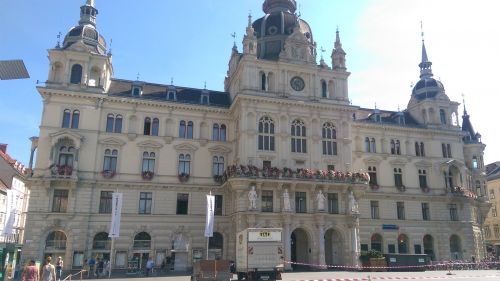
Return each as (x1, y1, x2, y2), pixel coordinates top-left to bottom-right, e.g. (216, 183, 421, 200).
(447, 186, 479, 200)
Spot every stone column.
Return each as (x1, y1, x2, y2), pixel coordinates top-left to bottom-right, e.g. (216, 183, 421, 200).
(317, 224, 326, 269)
(349, 215, 361, 268)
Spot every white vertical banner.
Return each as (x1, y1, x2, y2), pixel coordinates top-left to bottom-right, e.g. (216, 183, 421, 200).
(109, 193, 123, 238)
(2, 187, 21, 236)
(204, 194, 215, 238)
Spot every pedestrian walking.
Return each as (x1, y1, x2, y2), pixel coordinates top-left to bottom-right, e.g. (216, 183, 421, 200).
(21, 260, 39, 281)
(87, 257, 96, 278)
(82, 259, 89, 278)
(55, 257, 63, 281)
(96, 259, 104, 278)
(40, 257, 56, 281)
(145, 258, 154, 277)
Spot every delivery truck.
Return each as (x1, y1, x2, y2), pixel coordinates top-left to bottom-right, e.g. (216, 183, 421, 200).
(236, 228, 284, 281)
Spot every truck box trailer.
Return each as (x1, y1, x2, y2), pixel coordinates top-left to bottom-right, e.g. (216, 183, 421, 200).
(236, 228, 284, 281)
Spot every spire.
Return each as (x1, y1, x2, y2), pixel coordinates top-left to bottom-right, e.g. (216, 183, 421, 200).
(462, 93, 468, 116)
(418, 22, 433, 79)
(331, 27, 347, 71)
(79, 0, 98, 26)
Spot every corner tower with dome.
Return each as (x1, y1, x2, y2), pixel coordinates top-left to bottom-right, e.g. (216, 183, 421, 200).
(22, 0, 489, 273)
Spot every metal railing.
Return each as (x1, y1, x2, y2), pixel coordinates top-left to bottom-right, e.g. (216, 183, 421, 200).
(62, 269, 86, 281)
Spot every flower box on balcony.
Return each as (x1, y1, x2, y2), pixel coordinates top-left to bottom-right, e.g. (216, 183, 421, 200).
(178, 173, 190, 183)
(55, 165, 73, 176)
(142, 171, 154, 181)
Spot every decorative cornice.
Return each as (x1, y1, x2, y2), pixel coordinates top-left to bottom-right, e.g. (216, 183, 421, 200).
(137, 140, 164, 149)
(99, 137, 126, 147)
(174, 143, 199, 152)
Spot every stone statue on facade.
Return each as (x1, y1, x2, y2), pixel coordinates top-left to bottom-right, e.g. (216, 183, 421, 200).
(348, 191, 359, 214)
(248, 185, 258, 210)
(316, 190, 326, 211)
(282, 188, 291, 212)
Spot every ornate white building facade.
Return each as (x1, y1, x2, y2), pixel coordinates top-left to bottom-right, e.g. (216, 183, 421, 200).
(23, 0, 490, 271)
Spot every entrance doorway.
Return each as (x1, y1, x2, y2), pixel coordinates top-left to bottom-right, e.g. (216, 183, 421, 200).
(132, 252, 149, 270)
(325, 229, 343, 266)
(423, 235, 435, 261)
(450, 235, 462, 260)
(291, 228, 309, 271)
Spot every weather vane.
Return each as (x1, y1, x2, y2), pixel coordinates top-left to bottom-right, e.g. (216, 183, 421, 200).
(56, 32, 62, 48)
(136, 72, 140, 81)
(231, 32, 237, 47)
(420, 21, 424, 41)
(320, 46, 326, 60)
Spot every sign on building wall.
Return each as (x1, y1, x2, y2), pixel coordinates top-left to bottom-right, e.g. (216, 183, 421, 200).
(1, 178, 24, 236)
(204, 194, 215, 238)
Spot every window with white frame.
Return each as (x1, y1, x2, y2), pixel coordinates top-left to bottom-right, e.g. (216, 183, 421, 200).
(442, 143, 452, 158)
(212, 156, 224, 176)
(368, 166, 378, 186)
(213, 124, 227, 142)
(394, 168, 403, 188)
(365, 137, 376, 153)
(291, 119, 307, 153)
(390, 139, 401, 155)
(62, 109, 80, 129)
(103, 149, 118, 172)
(178, 154, 191, 176)
(415, 142, 425, 156)
(139, 192, 152, 214)
(179, 120, 194, 139)
(371, 201, 379, 219)
(322, 122, 337, 156)
(418, 169, 428, 188)
(106, 114, 123, 133)
(58, 146, 75, 167)
(258, 116, 275, 151)
(141, 152, 155, 173)
(144, 117, 159, 136)
(397, 202, 405, 220)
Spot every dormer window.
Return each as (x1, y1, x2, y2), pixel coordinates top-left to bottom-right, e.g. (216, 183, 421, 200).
(167, 90, 177, 101)
(201, 94, 209, 105)
(132, 83, 143, 97)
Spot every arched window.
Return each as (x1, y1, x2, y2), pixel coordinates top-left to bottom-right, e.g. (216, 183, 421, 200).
(397, 234, 409, 254)
(178, 154, 191, 176)
(93, 232, 110, 250)
(201, 95, 209, 104)
(220, 124, 226, 142)
(152, 118, 159, 136)
(395, 140, 401, 155)
(187, 121, 194, 139)
(179, 121, 186, 138)
(475, 180, 482, 197)
(365, 137, 370, 152)
(291, 119, 307, 153)
(449, 235, 462, 260)
(440, 109, 447, 125)
(213, 156, 224, 176)
(368, 166, 378, 185)
(261, 72, 267, 91)
(258, 116, 275, 151)
(213, 124, 220, 141)
(472, 156, 478, 169)
(370, 138, 376, 153)
(423, 235, 435, 261)
(103, 149, 118, 172)
(71, 110, 80, 129)
(106, 114, 115, 132)
(115, 115, 123, 133)
(58, 146, 75, 168)
(390, 140, 395, 154)
(415, 142, 420, 156)
(144, 118, 152, 135)
(132, 87, 141, 96)
(133, 232, 151, 249)
(62, 109, 71, 128)
(418, 169, 428, 188)
(371, 234, 383, 252)
(141, 152, 155, 173)
(321, 80, 327, 98)
(70, 64, 83, 84)
(46, 231, 67, 250)
(322, 122, 337, 155)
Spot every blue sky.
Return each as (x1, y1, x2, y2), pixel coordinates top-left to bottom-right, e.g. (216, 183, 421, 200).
(1, 0, 499, 165)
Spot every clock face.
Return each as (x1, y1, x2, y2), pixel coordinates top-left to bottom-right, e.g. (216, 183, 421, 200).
(290, 76, 305, 91)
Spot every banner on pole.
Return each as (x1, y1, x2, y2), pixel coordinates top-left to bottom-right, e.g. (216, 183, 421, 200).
(109, 193, 123, 238)
(2, 186, 22, 236)
(204, 194, 215, 238)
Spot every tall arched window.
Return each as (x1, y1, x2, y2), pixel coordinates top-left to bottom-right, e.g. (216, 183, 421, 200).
(103, 149, 118, 172)
(144, 118, 152, 135)
(322, 122, 337, 155)
(46, 231, 67, 250)
(152, 118, 159, 136)
(133, 232, 151, 249)
(440, 109, 447, 124)
(449, 235, 462, 260)
(141, 152, 155, 173)
(258, 116, 275, 151)
(58, 146, 75, 168)
(365, 137, 370, 152)
(423, 235, 435, 261)
(291, 119, 307, 153)
(179, 121, 186, 138)
(261, 72, 267, 91)
(212, 156, 224, 176)
(178, 154, 191, 175)
(366, 138, 376, 153)
(394, 168, 403, 187)
(106, 114, 123, 133)
(398, 234, 409, 254)
(371, 234, 383, 252)
(93, 232, 110, 250)
(106, 114, 115, 132)
(213, 124, 227, 142)
(70, 64, 83, 84)
(321, 80, 327, 98)
(115, 115, 123, 133)
(213, 124, 220, 141)
(62, 110, 71, 128)
(187, 121, 194, 139)
(71, 110, 80, 129)
(220, 124, 226, 142)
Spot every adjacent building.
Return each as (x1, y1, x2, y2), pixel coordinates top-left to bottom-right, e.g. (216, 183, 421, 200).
(22, 0, 490, 272)
(0, 144, 30, 279)
(484, 162, 500, 258)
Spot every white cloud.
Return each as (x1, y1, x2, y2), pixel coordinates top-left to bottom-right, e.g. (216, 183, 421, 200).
(350, 0, 500, 163)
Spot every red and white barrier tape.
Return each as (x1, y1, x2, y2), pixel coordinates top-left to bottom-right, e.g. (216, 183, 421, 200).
(285, 260, 500, 270)
(293, 276, 500, 281)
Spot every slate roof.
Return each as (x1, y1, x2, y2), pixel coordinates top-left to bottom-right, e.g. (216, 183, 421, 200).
(486, 162, 500, 181)
(462, 112, 480, 143)
(355, 108, 423, 128)
(108, 79, 231, 108)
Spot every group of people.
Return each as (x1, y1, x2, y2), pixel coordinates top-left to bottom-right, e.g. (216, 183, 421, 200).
(83, 257, 110, 278)
(20, 256, 63, 281)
